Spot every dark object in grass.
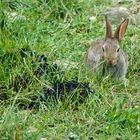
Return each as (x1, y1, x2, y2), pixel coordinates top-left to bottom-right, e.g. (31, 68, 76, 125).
(36, 54, 48, 63)
(11, 77, 94, 108)
(34, 60, 64, 80)
(34, 54, 49, 77)
(44, 79, 94, 102)
(4, 48, 94, 108)
(9, 73, 31, 92)
(34, 62, 49, 77)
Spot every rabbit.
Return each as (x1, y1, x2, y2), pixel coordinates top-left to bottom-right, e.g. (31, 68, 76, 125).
(85, 16, 129, 79)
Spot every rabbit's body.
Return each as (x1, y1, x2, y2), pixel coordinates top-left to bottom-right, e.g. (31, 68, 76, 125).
(85, 17, 129, 79)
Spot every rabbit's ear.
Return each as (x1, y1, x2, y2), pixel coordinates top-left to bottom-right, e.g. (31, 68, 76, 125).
(114, 18, 129, 42)
(105, 16, 113, 39)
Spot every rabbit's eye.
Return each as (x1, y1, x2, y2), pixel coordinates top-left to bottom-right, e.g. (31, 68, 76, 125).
(102, 47, 105, 52)
(117, 48, 120, 52)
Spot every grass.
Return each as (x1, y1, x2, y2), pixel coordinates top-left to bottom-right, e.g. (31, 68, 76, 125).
(0, 0, 140, 139)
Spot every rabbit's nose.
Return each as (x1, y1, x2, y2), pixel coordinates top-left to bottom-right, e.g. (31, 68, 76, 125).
(109, 60, 116, 65)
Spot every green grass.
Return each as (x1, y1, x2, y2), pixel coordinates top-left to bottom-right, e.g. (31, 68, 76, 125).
(0, 0, 140, 139)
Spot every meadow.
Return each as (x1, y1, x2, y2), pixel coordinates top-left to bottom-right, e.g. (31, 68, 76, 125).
(0, 0, 140, 139)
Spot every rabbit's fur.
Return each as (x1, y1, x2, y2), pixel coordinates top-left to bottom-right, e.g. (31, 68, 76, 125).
(85, 16, 129, 79)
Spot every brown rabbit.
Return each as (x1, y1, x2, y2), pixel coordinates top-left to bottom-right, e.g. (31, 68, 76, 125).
(85, 16, 129, 79)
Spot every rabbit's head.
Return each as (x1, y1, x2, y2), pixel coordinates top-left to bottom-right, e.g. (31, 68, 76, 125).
(102, 16, 128, 65)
